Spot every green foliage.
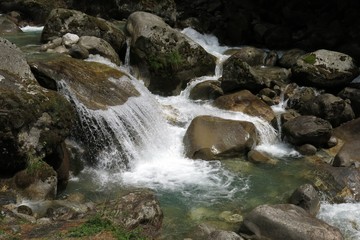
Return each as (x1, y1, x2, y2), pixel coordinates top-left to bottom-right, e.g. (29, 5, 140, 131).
(303, 54, 316, 64)
(26, 153, 46, 176)
(148, 50, 183, 71)
(67, 215, 148, 240)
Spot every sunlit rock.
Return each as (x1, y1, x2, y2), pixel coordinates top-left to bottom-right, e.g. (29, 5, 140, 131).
(292, 49, 359, 88)
(183, 115, 258, 160)
(239, 204, 344, 240)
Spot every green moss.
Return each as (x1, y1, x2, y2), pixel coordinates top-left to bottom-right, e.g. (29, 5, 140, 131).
(67, 215, 148, 240)
(148, 50, 184, 71)
(303, 54, 316, 64)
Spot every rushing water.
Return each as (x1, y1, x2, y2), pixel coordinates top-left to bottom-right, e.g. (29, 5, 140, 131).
(4, 26, 360, 239)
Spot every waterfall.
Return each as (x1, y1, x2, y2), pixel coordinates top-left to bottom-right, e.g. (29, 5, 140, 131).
(124, 37, 131, 68)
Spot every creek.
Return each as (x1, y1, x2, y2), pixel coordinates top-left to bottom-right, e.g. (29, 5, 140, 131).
(4, 26, 360, 240)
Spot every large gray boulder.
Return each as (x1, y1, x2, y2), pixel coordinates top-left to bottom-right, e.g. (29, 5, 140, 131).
(292, 49, 359, 88)
(0, 38, 74, 183)
(214, 90, 276, 123)
(220, 56, 290, 93)
(282, 115, 332, 147)
(183, 115, 258, 160)
(41, 8, 126, 53)
(300, 93, 355, 127)
(240, 204, 343, 240)
(126, 11, 216, 96)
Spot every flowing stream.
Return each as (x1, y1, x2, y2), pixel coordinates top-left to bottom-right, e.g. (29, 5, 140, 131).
(4, 27, 360, 239)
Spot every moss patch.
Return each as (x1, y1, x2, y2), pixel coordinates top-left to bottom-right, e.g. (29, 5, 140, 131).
(303, 53, 316, 64)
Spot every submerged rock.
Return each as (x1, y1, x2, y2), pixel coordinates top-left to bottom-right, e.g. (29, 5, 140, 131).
(292, 49, 359, 88)
(126, 11, 216, 95)
(183, 115, 258, 160)
(214, 90, 276, 123)
(240, 204, 343, 240)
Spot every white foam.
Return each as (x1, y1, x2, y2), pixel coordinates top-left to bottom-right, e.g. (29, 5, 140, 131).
(318, 202, 360, 240)
(20, 26, 44, 32)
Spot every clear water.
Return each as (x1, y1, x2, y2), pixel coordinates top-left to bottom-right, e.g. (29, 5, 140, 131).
(7, 27, 359, 239)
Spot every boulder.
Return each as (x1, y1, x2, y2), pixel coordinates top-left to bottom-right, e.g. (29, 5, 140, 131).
(240, 204, 343, 240)
(69, 44, 89, 59)
(183, 115, 258, 160)
(227, 46, 277, 66)
(287, 86, 318, 110)
(289, 184, 320, 216)
(0, 38, 74, 177)
(292, 49, 359, 88)
(189, 80, 223, 100)
(41, 8, 126, 53)
(100, 189, 163, 237)
(78, 36, 121, 65)
(220, 56, 291, 93)
(126, 11, 216, 95)
(282, 115, 332, 147)
(338, 87, 360, 117)
(214, 90, 276, 123)
(0, 15, 22, 34)
(300, 93, 355, 127)
(333, 118, 360, 167)
(278, 49, 306, 68)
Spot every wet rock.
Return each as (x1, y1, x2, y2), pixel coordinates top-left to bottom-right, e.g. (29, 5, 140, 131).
(41, 8, 126, 53)
(289, 184, 320, 216)
(240, 204, 343, 240)
(220, 56, 291, 93)
(296, 144, 317, 155)
(247, 149, 278, 165)
(183, 115, 258, 160)
(78, 36, 121, 65)
(333, 118, 360, 167)
(300, 93, 355, 127)
(189, 80, 223, 100)
(278, 49, 306, 68)
(282, 115, 332, 147)
(17, 205, 33, 216)
(338, 87, 360, 117)
(126, 11, 216, 95)
(287, 86, 318, 110)
(190, 224, 244, 240)
(214, 90, 276, 123)
(0, 191, 17, 206)
(292, 49, 359, 89)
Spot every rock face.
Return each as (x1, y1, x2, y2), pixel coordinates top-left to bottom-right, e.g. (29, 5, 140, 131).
(292, 49, 359, 88)
(126, 11, 216, 95)
(0, 38, 74, 177)
(214, 90, 276, 123)
(282, 115, 332, 147)
(183, 115, 258, 160)
(240, 204, 343, 240)
(333, 118, 360, 167)
(220, 54, 290, 93)
(300, 93, 355, 127)
(41, 8, 126, 53)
